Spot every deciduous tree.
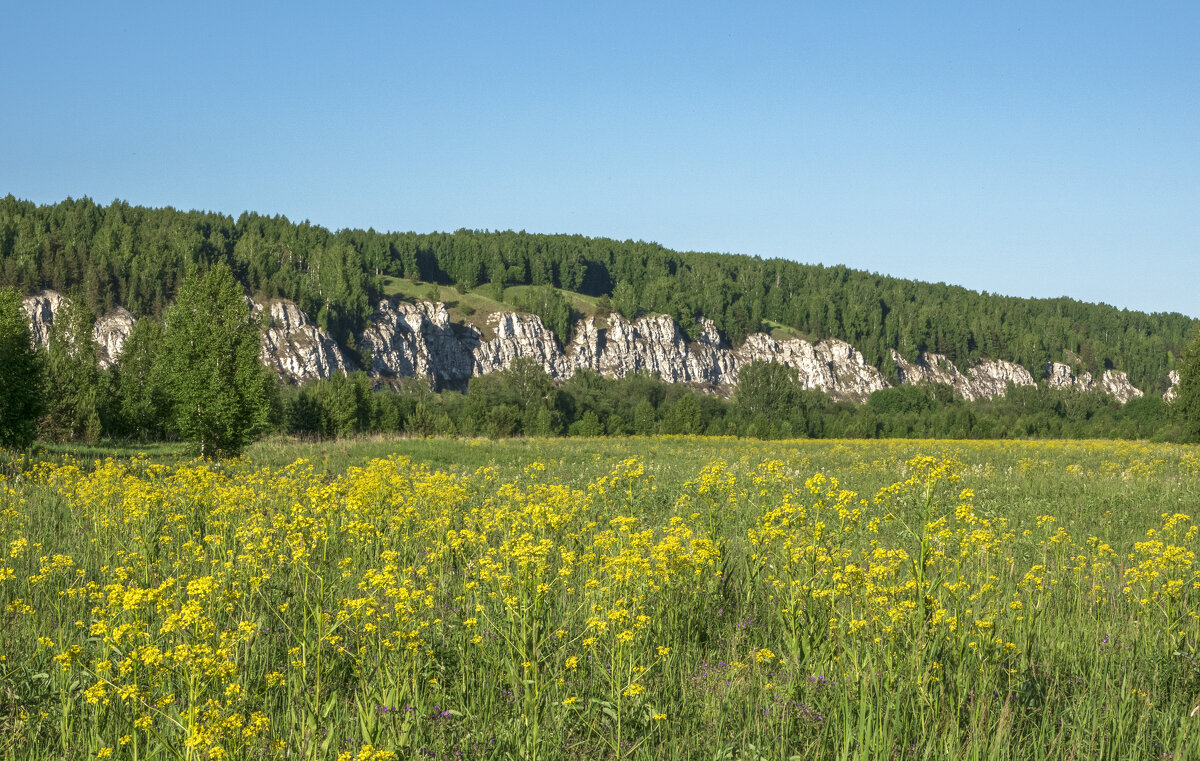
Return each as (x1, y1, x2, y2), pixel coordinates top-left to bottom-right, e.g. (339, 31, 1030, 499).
(0, 287, 43, 448)
(163, 264, 273, 457)
(1174, 328, 1200, 442)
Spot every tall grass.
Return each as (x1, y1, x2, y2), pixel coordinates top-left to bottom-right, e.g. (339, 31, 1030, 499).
(1, 438, 1198, 759)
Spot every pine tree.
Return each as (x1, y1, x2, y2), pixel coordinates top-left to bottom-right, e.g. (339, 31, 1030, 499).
(0, 287, 44, 448)
(163, 264, 273, 457)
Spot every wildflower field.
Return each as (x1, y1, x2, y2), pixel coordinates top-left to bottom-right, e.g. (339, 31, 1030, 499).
(2, 437, 1199, 760)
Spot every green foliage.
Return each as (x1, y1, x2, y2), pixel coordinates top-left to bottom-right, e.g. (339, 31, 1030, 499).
(107, 317, 170, 440)
(163, 264, 273, 457)
(0, 286, 43, 448)
(568, 409, 604, 436)
(735, 360, 799, 420)
(281, 371, 374, 439)
(41, 296, 102, 443)
(509, 285, 574, 344)
(1174, 327, 1200, 442)
(660, 392, 702, 434)
(3, 196, 1190, 393)
(611, 281, 639, 320)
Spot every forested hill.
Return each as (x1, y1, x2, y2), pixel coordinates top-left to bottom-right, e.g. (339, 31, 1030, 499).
(0, 195, 1193, 392)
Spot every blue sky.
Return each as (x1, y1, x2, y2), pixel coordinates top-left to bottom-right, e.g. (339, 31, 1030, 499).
(3, 2, 1197, 317)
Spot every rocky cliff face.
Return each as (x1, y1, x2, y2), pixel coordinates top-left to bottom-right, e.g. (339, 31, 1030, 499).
(254, 300, 353, 383)
(567, 314, 736, 385)
(890, 351, 1041, 401)
(94, 307, 135, 368)
(21, 291, 134, 368)
(1165, 371, 1180, 402)
(1042, 362, 1143, 404)
(1044, 362, 1090, 393)
(20, 291, 65, 346)
(891, 351, 978, 399)
(732, 335, 887, 400)
(476, 311, 571, 378)
(1099, 370, 1143, 404)
(358, 299, 479, 390)
(349, 303, 892, 399)
(18, 290, 1162, 405)
(967, 360, 1037, 399)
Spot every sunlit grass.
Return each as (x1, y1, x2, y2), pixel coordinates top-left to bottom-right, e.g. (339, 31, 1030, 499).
(1, 438, 1198, 759)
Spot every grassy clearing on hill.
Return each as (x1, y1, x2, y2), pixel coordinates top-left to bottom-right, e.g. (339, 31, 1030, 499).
(378, 277, 603, 340)
(2, 437, 1199, 760)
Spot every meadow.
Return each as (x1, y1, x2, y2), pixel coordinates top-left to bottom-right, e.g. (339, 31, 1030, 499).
(1, 436, 1198, 760)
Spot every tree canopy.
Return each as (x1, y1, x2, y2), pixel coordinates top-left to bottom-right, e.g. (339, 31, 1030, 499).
(1173, 328, 1200, 442)
(0, 286, 43, 448)
(1, 195, 1192, 393)
(163, 264, 273, 457)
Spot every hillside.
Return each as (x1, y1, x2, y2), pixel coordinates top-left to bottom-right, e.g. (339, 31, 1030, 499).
(1, 195, 1195, 393)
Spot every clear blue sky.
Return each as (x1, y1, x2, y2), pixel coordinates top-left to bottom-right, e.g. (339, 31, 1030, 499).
(4, 1, 1197, 317)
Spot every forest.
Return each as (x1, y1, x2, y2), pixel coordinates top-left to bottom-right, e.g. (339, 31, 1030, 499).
(1, 195, 1195, 396)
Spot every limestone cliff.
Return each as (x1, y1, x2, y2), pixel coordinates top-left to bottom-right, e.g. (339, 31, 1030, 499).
(94, 307, 135, 369)
(1042, 362, 1143, 404)
(567, 314, 735, 385)
(17, 290, 1163, 405)
(21, 291, 134, 368)
(358, 299, 479, 390)
(475, 311, 571, 378)
(966, 360, 1037, 399)
(1098, 370, 1143, 404)
(891, 351, 975, 399)
(1165, 371, 1180, 402)
(731, 335, 887, 400)
(254, 299, 352, 383)
(20, 290, 64, 346)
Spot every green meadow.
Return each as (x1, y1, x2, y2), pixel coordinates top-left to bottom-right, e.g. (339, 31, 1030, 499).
(1, 436, 1198, 760)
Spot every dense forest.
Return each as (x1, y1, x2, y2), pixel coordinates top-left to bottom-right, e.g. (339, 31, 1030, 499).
(1, 195, 1194, 393)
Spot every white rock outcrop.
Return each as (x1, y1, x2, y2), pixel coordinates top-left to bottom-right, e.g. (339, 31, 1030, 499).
(20, 290, 65, 346)
(94, 307, 135, 368)
(21, 291, 133, 368)
(254, 299, 352, 383)
(567, 313, 736, 385)
(1165, 371, 1180, 402)
(14, 289, 1165, 406)
(1099, 370, 1143, 404)
(1041, 362, 1142, 403)
(891, 350, 978, 399)
(965, 360, 1037, 399)
(731, 337, 887, 400)
(474, 311, 570, 378)
(358, 299, 479, 390)
(1044, 361, 1091, 393)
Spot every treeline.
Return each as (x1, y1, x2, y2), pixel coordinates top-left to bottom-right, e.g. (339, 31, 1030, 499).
(10, 302, 1186, 447)
(278, 359, 1180, 442)
(1, 196, 1194, 391)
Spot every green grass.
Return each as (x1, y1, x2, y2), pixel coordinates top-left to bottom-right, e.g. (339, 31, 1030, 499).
(379, 277, 608, 340)
(2, 437, 1199, 760)
(380, 277, 814, 347)
(761, 319, 809, 342)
